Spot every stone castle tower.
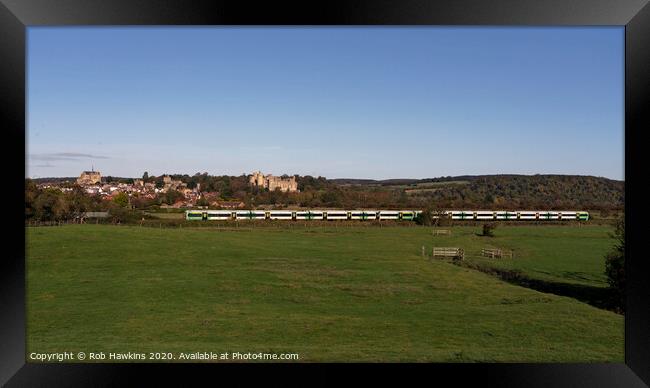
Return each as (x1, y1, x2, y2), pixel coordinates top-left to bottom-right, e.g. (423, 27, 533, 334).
(249, 171, 298, 192)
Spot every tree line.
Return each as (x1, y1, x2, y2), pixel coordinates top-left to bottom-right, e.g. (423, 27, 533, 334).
(26, 173, 623, 222)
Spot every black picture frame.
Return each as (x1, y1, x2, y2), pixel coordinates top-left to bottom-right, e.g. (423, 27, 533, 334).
(1, 0, 648, 386)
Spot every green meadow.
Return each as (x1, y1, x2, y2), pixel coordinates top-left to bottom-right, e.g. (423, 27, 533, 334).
(26, 224, 622, 362)
(430, 225, 614, 287)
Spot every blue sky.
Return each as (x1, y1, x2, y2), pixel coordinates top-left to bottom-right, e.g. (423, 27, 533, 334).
(27, 27, 624, 180)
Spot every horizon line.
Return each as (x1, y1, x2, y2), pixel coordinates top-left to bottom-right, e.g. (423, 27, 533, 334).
(26, 172, 625, 182)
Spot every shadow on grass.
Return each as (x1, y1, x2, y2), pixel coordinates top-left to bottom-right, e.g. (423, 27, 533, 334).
(456, 261, 622, 314)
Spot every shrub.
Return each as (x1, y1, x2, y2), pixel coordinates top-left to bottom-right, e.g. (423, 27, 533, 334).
(482, 223, 496, 237)
(604, 216, 625, 311)
(415, 208, 434, 226)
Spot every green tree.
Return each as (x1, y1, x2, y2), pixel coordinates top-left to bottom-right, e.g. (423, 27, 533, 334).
(142, 171, 149, 181)
(415, 207, 434, 226)
(605, 216, 625, 311)
(25, 179, 40, 220)
(321, 190, 341, 207)
(112, 192, 130, 207)
(164, 189, 184, 205)
(484, 193, 494, 205)
(33, 188, 69, 221)
(67, 186, 93, 217)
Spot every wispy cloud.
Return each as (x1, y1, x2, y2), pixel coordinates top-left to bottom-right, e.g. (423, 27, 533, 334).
(29, 152, 110, 162)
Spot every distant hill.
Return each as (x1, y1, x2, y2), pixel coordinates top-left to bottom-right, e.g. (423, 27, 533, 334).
(331, 175, 480, 186)
(30, 177, 78, 184)
(332, 174, 624, 209)
(31, 176, 133, 184)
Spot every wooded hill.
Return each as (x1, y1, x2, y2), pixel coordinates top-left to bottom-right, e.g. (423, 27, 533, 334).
(332, 174, 623, 210)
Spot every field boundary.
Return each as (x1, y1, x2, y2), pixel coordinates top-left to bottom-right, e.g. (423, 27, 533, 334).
(451, 260, 621, 314)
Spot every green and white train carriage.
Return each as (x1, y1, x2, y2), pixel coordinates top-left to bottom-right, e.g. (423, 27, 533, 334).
(447, 210, 589, 221)
(295, 210, 324, 220)
(186, 209, 588, 221)
(185, 209, 422, 221)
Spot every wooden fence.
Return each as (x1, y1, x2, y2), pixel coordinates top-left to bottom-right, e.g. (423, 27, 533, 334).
(25, 218, 120, 227)
(432, 229, 451, 236)
(432, 247, 464, 260)
(481, 248, 514, 259)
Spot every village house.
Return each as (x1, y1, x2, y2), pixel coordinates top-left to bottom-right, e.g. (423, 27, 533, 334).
(214, 200, 245, 209)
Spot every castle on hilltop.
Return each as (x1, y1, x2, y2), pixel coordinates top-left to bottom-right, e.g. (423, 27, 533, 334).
(249, 171, 298, 192)
(76, 168, 102, 185)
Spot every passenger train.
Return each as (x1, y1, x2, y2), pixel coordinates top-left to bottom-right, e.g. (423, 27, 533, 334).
(185, 209, 589, 221)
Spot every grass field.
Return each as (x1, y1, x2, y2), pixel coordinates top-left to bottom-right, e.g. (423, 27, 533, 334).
(430, 225, 615, 288)
(26, 224, 622, 362)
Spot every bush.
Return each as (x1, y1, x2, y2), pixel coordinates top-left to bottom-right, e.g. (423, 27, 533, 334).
(604, 216, 625, 311)
(415, 208, 434, 226)
(482, 223, 496, 237)
(106, 206, 142, 223)
(415, 205, 452, 226)
(432, 209, 452, 226)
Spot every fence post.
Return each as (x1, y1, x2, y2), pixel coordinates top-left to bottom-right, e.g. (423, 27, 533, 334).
(422, 246, 425, 259)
